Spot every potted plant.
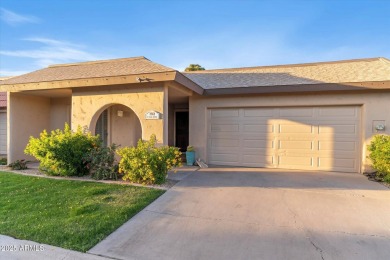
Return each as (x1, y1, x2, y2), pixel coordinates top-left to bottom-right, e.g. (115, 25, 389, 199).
(186, 145, 196, 166)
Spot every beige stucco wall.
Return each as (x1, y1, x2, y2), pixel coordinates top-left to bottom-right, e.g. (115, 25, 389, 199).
(108, 104, 142, 147)
(8, 93, 51, 162)
(50, 97, 71, 131)
(189, 91, 390, 173)
(72, 84, 166, 144)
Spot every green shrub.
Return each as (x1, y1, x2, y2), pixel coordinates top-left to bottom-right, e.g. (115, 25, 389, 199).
(368, 134, 390, 183)
(84, 144, 119, 180)
(24, 123, 100, 176)
(117, 134, 182, 185)
(0, 158, 7, 165)
(9, 159, 28, 170)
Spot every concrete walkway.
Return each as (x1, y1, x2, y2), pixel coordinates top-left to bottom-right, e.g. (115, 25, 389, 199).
(89, 168, 390, 260)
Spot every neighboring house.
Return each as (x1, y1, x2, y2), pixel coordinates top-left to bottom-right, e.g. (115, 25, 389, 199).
(0, 93, 6, 156)
(0, 57, 389, 174)
(0, 77, 11, 156)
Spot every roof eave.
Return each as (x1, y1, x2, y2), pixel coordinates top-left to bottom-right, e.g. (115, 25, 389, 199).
(203, 81, 390, 95)
(174, 72, 204, 95)
(0, 71, 178, 92)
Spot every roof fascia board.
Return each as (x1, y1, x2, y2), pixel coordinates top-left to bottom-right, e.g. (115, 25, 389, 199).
(204, 81, 390, 95)
(0, 71, 177, 92)
(174, 72, 204, 95)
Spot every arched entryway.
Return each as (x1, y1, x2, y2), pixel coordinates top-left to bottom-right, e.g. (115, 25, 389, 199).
(92, 104, 142, 147)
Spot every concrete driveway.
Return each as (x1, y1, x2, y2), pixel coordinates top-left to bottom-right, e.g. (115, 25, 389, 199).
(89, 168, 390, 260)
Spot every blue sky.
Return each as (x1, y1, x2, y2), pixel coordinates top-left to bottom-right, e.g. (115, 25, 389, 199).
(0, 0, 389, 76)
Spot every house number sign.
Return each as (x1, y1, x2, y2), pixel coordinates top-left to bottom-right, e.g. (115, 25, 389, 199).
(145, 111, 163, 120)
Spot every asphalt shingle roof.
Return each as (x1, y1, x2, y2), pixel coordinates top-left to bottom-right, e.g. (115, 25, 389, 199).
(183, 57, 390, 89)
(1, 57, 175, 85)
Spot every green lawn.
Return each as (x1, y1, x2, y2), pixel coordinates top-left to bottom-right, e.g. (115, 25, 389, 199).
(0, 171, 165, 252)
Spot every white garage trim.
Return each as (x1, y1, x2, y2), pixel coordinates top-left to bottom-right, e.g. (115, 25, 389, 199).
(0, 110, 6, 155)
(207, 106, 361, 173)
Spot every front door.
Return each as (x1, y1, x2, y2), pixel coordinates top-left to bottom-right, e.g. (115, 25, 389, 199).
(175, 111, 189, 152)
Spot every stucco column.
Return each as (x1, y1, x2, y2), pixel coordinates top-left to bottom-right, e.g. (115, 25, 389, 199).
(163, 85, 169, 145)
(7, 92, 50, 163)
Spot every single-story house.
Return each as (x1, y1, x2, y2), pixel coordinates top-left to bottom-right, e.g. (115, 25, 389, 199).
(0, 56, 389, 174)
(0, 76, 11, 156)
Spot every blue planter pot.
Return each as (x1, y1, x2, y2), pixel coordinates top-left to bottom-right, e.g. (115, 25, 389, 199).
(186, 151, 195, 166)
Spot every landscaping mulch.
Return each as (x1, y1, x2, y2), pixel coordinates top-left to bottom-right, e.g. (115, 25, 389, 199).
(363, 171, 390, 189)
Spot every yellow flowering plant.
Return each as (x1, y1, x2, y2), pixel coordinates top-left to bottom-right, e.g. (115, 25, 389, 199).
(24, 123, 100, 176)
(117, 134, 182, 185)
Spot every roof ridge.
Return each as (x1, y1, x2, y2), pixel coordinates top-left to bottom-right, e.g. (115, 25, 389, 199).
(379, 57, 390, 65)
(49, 56, 147, 68)
(184, 57, 384, 73)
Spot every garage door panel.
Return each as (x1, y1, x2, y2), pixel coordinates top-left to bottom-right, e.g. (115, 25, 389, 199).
(208, 106, 360, 173)
(243, 139, 273, 149)
(319, 124, 357, 135)
(318, 107, 357, 118)
(319, 141, 357, 151)
(243, 124, 274, 133)
(242, 155, 272, 166)
(209, 153, 240, 164)
(278, 140, 313, 150)
(279, 108, 313, 117)
(242, 150, 272, 157)
(319, 158, 356, 170)
(210, 138, 240, 148)
(319, 150, 357, 160)
(279, 124, 315, 134)
(211, 124, 239, 132)
(243, 108, 274, 117)
(211, 109, 239, 118)
(278, 156, 314, 167)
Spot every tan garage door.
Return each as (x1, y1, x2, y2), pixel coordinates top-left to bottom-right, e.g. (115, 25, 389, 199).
(207, 106, 361, 173)
(0, 111, 6, 155)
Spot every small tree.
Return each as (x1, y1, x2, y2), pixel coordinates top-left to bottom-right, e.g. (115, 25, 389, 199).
(184, 64, 205, 71)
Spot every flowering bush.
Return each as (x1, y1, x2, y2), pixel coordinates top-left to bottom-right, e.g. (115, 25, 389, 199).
(24, 124, 100, 176)
(117, 134, 182, 185)
(368, 134, 390, 183)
